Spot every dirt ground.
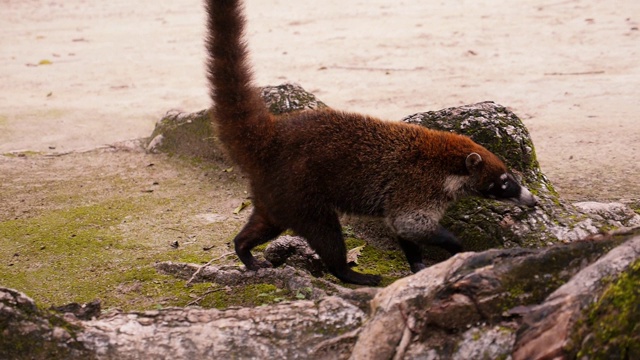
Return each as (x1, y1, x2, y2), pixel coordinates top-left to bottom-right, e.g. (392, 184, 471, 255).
(0, 0, 639, 307)
(2, 0, 640, 202)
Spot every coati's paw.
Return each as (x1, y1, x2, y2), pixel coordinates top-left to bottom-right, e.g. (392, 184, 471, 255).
(246, 258, 273, 271)
(432, 226, 463, 254)
(352, 273, 382, 286)
(409, 262, 427, 273)
(335, 269, 382, 286)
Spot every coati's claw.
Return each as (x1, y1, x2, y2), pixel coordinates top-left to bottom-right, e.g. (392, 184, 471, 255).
(333, 269, 382, 286)
(246, 258, 273, 271)
(409, 262, 427, 273)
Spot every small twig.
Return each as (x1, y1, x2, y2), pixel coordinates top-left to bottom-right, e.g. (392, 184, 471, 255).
(325, 65, 424, 72)
(398, 303, 418, 333)
(393, 303, 418, 360)
(43, 152, 73, 157)
(186, 286, 225, 306)
(186, 251, 235, 286)
(544, 70, 604, 76)
(311, 328, 361, 355)
(393, 325, 414, 360)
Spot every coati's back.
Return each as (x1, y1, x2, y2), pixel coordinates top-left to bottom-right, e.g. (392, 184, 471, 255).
(262, 109, 496, 216)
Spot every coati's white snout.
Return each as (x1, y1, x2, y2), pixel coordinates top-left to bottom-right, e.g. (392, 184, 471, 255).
(501, 186, 537, 207)
(516, 186, 538, 207)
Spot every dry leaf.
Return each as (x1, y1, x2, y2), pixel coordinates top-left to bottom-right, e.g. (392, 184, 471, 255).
(233, 200, 252, 214)
(347, 245, 365, 265)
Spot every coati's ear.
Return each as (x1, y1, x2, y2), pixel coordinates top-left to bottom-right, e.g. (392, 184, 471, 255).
(465, 152, 483, 173)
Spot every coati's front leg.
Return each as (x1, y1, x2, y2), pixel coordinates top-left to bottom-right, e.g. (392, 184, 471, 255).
(389, 212, 463, 273)
(397, 239, 427, 273)
(233, 209, 284, 270)
(428, 226, 463, 254)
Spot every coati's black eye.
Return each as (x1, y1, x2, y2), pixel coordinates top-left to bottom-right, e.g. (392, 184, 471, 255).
(501, 178, 510, 190)
(484, 173, 520, 200)
(482, 172, 538, 207)
(499, 175, 519, 197)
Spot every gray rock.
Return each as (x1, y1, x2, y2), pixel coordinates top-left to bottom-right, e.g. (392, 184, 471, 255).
(260, 83, 328, 115)
(0, 287, 91, 359)
(154, 261, 348, 301)
(263, 235, 326, 277)
(451, 326, 515, 360)
(512, 235, 640, 360)
(146, 84, 327, 161)
(573, 201, 640, 228)
(78, 295, 365, 360)
(2, 233, 639, 359)
(350, 235, 626, 360)
(146, 109, 223, 161)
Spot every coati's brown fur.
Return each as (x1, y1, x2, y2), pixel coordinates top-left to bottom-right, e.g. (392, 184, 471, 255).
(205, 0, 536, 285)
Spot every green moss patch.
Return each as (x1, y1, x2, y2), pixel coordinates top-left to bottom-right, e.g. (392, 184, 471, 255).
(0, 150, 251, 312)
(0, 198, 214, 311)
(570, 259, 640, 359)
(344, 237, 409, 287)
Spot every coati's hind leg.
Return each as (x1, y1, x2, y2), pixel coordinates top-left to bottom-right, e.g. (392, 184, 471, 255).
(292, 211, 382, 286)
(234, 209, 284, 271)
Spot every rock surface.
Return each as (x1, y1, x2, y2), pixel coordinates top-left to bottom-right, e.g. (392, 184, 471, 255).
(260, 83, 328, 115)
(2, 234, 638, 359)
(263, 235, 326, 277)
(512, 235, 640, 360)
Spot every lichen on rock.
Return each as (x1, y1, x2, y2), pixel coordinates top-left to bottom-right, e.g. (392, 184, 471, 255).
(0, 287, 89, 359)
(260, 83, 328, 115)
(512, 235, 640, 359)
(569, 259, 640, 359)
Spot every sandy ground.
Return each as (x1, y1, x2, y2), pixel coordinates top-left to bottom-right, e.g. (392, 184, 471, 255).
(1, 0, 639, 202)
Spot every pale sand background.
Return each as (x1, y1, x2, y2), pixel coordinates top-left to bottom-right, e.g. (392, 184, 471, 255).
(1, 0, 639, 201)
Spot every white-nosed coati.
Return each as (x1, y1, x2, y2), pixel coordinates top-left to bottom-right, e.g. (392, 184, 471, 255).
(205, 0, 537, 285)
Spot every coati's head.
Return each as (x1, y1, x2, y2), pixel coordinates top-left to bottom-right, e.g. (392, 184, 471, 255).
(465, 152, 537, 207)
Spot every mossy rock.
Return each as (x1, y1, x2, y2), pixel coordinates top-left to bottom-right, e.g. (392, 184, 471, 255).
(0, 287, 89, 359)
(146, 109, 223, 162)
(146, 84, 327, 161)
(402, 101, 634, 250)
(260, 83, 328, 115)
(569, 259, 640, 359)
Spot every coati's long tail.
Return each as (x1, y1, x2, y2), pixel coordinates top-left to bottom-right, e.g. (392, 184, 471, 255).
(205, 0, 273, 172)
